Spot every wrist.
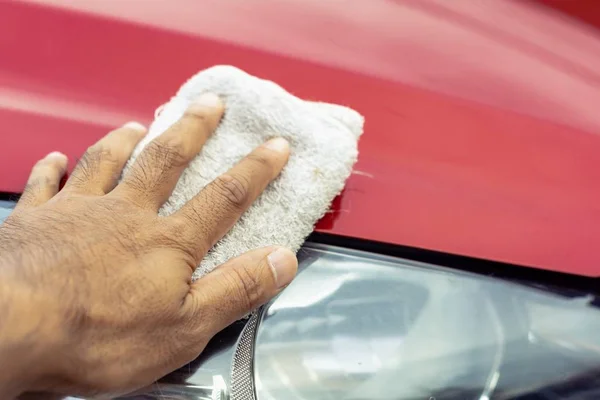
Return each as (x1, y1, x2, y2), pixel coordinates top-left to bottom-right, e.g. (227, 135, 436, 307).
(0, 274, 64, 398)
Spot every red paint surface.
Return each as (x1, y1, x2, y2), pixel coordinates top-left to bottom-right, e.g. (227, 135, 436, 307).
(1, 0, 600, 276)
(537, 0, 600, 29)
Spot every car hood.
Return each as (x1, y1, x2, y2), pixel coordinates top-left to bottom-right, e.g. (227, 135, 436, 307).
(2, 0, 600, 276)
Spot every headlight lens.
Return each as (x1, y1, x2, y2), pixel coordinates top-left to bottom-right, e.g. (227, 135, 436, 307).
(0, 200, 14, 222)
(254, 244, 600, 400)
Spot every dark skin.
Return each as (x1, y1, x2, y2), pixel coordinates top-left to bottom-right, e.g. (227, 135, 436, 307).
(0, 93, 298, 399)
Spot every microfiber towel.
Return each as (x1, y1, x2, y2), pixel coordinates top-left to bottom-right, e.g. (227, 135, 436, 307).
(125, 65, 364, 279)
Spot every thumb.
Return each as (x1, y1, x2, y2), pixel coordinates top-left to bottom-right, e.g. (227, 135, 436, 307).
(188, 246, 297, 333)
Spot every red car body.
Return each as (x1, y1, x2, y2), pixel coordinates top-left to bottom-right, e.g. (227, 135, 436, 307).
(1, 0, 600, 276)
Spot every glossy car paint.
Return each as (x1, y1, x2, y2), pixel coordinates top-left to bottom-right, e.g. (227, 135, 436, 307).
(1, 0, 600, 276)
(538, 0, 600, 30)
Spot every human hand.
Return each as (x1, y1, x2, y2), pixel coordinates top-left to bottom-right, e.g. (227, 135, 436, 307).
(0, 93, 297, 399)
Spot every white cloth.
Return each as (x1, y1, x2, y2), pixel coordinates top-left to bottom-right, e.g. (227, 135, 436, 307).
(125, 66, 364, 279)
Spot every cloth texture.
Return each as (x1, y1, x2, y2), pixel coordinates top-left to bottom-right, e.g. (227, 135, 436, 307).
(125, 65, 364, 279)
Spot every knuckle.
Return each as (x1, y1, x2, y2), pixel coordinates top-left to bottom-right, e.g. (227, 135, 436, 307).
(183, 107, 211, 124)
(71, 146, 105, 182)
(41, 176, 58, 191)
(227, 265, 264, 310)
(147, 137, 189, 168)
(173, 209, 206, 235)
(166, 214, 192, 234)
(122, 170, 150, 197)
(34, 155, 64, 172)
(31, 162, 59, 178)
(246, 152, 275, 173)
(71, 161, 95, 186)
(87, 143, 118, 165)
(23, 179, 43, 196)
(165, 216, 209, 255)
(179, 249, 201, 274)
(21, 181, 38, 196)
(213, 174, 249, 208)
(18, 176, 57, 207)
(27, 175, 56, 190)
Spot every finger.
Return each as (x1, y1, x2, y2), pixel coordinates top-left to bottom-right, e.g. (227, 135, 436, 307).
(185, 246, 297, 333)
(169, 137, 290, 260)
(117, 93, 224, 210)
(63, 122, 147, 195)
(15, 152, 68, 211)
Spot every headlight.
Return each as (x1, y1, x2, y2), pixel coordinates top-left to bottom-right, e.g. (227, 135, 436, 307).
(0, 200, 14, 222)
(251, 244, 600, 400)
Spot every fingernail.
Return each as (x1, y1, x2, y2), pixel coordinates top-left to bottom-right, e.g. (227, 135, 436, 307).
(189, 93, 223, 110)
(267, 248, 298, 289)
(123, 121, 147, 133)
(264, 137, 289, 153)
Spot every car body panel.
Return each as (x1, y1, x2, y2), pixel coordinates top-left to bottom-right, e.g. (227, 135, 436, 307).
(1, 0, 600, 276)
(538, 0, 600, 30)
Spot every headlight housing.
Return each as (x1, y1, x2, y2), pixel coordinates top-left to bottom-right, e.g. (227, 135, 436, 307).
(252, 244, 600, 400)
